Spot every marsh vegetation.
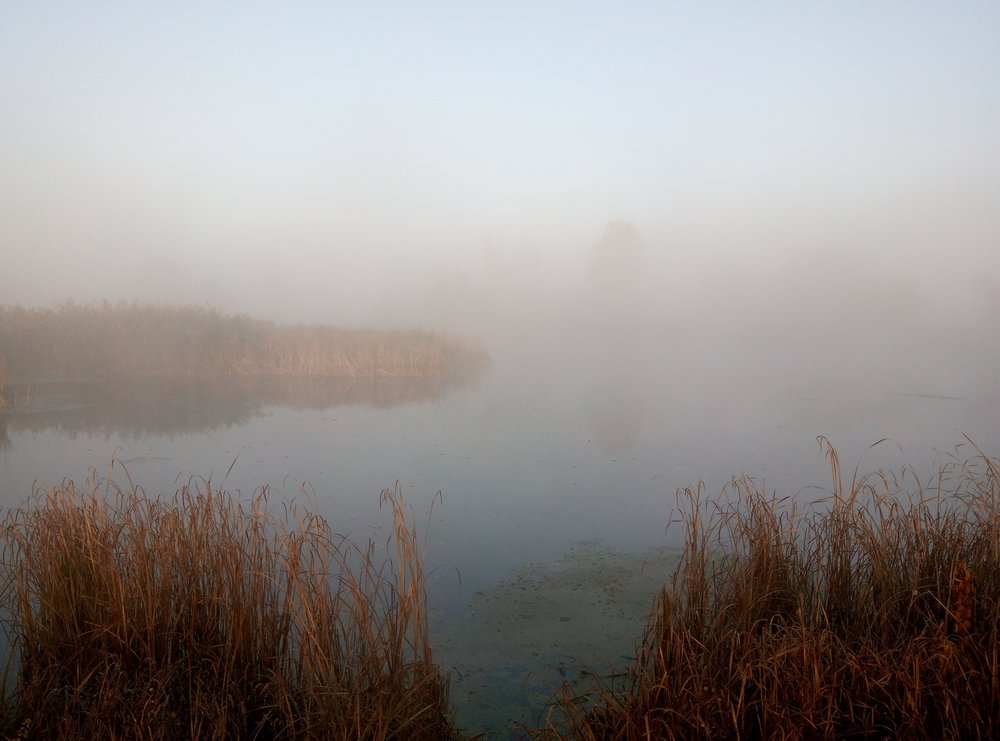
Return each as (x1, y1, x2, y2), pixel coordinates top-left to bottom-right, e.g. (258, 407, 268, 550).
(0, 302, 489, 389)
(2, 443, 1000, 738)
(545, 440, 1000, 739)
(0, 475, 454, 740)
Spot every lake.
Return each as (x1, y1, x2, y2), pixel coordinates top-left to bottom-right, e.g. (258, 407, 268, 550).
(0, 328, 995, 736)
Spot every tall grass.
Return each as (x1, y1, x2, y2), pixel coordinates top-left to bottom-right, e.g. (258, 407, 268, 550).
(545, 439, 1000, 739)
(0, 474, 455, 740)
(0, 302, 489, 382)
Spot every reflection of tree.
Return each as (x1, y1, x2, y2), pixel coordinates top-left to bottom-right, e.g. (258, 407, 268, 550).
(586, 383, 644, 456)
(1, 373, 482, 441)
(583, 221, 647, 455)
(0, 414, 9, 452)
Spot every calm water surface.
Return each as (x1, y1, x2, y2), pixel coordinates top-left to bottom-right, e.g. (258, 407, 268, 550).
(0, 336, 995, 734)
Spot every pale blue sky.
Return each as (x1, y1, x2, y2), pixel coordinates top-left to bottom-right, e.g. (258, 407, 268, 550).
(1, 2, 998, 326)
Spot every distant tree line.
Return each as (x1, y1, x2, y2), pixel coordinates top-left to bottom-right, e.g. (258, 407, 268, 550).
(0, 302, 489, 385)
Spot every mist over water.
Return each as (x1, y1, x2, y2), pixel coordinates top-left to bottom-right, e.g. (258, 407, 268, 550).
(2, 214, 998, 733)
(1, 282, 994, 731)
(2, 2, 998, 734)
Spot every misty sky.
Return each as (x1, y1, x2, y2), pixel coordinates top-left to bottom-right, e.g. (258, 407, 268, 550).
(2, 2, 998, 331)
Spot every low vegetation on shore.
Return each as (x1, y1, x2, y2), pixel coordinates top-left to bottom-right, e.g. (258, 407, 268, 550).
(0, 302, 489, 387)
(0, 476, 455, 740)
(545, 439, 1000, 739)
(2, 441, 999, 738)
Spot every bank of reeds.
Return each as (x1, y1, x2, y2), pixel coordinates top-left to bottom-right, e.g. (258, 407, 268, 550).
(0, 475, 455, 740)
(0, 302, 489, 383)
(545, 439, 1000, 739)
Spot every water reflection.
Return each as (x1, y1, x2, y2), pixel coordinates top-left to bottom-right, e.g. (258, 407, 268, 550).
(586, 385, 644, 456)
(0, 373, 481, 441)
(581, 221, 649, 458)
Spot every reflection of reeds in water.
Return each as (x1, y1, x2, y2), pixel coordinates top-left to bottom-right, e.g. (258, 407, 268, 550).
(3, 373, 481, 440)
(0, 474, 454, 739)
(0, 302, 489, 382)
(545, 439, 1000, 739)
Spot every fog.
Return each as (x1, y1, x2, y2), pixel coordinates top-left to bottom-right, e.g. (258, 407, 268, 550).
(2, 2, 999, 387)
(4, 8, 1000, 730)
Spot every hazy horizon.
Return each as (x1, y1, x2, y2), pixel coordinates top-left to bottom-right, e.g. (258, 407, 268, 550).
(2, 3, 998, 361)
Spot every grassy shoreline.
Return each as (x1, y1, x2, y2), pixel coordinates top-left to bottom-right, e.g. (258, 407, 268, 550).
(2, 442, 1000, 738)
(0, 302, 489, 390)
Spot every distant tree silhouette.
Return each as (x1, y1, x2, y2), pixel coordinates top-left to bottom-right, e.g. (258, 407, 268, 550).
(589, 219, 644, 304)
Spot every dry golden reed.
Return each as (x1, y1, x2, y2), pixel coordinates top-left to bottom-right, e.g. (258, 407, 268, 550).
(0, 472, 456, 740)
(0, 301, 489, 383)
(541, 438, 1000, 740)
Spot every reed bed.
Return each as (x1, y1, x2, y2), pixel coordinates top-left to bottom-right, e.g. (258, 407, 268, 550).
(544, 439, 1000, 739)
(0, 302, 489, 382)
(0, 474, 455, 740)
